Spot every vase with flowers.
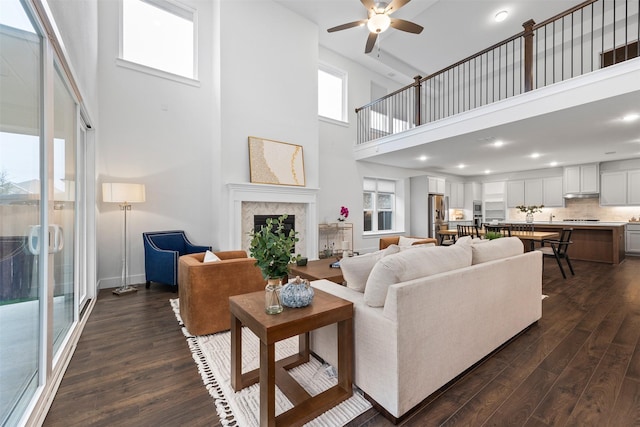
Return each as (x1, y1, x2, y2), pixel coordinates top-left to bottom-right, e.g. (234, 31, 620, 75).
(515, 205, 544, 223)
(338, 206, 349, 222)
(249, 214, 300, 314)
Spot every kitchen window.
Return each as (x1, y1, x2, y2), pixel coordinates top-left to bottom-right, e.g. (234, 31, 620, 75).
(364, 178, 396, 232)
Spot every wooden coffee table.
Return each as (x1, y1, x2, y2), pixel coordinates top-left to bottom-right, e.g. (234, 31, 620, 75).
(289, 258, 344, 284)
(229, 289, 353, 427)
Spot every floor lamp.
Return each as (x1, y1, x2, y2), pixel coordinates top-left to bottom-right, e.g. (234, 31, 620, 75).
(102, 182, 146, 295)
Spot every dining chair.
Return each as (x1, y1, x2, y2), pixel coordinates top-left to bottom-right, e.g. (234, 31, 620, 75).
(484, 224, 511, 237)
(457, 224, 480, 239)
(439, 224, 456, 246)
(510, 223, 534, 233)
(536, 228, 574, 279)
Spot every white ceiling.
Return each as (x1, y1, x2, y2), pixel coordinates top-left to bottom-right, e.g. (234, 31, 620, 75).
(276, 0, 640, 176)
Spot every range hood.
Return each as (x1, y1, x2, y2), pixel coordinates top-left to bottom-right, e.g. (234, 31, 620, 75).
(563, 192, 599, 199)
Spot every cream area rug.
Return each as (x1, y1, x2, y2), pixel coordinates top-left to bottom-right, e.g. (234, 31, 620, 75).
(169, 299, 372, 426)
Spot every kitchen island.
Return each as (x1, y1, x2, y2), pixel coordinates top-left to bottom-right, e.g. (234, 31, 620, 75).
(506, 221, 626, 264)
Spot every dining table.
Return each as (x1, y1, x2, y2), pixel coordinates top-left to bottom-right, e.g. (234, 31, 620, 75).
(437, 229, 559, 251)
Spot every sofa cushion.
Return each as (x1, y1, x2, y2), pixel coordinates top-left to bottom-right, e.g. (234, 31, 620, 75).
(471, 237, 523, 265)
(203, 250, 221, 263)
(398, 242, 435, 251)
(340, 245, 400, 292)
(364, 244, 472, 307)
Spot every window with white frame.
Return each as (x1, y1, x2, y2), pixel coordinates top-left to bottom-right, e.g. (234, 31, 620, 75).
(363, 178, 396, 232)
(120, 0, 197, 80)
(318, 64, 347, 122)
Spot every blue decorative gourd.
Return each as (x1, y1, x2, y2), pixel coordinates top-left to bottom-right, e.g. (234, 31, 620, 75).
(281, 276, 314, 308)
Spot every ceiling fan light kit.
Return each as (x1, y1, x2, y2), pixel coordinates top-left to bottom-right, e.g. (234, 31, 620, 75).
(327, 0, 423, 53)
(367, 13, 391, 33)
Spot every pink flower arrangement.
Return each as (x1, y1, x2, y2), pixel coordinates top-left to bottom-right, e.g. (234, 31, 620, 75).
(338, 206, 349, 221)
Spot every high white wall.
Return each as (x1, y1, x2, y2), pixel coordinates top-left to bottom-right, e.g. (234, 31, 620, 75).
(96, 0, 216, 287)
(317, 47, 428, 254)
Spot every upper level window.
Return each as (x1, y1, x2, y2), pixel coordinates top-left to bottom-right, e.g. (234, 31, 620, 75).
(318, 64, 347, 122)
(120, 0, 197, 81)
(363, 178, 396, 232)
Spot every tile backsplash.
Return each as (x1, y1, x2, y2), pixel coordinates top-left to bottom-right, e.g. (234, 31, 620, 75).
(507, 198, 640, 222)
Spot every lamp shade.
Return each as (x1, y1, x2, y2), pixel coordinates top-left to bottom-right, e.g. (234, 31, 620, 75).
(102, 183, 146, 203)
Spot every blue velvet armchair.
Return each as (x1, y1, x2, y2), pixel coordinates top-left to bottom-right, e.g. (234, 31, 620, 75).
(142, 230, 211, 289)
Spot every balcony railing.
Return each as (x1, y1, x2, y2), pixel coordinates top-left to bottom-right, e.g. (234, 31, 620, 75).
(355, 0, 639, 145)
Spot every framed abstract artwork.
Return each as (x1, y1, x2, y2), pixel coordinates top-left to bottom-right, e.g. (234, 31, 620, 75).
(248, 136, 306, 186)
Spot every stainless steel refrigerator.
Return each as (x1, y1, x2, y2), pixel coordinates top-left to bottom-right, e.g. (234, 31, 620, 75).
(428, 194, 449, 239)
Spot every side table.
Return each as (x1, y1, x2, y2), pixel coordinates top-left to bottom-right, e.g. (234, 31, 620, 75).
(229, 289, 353, 427)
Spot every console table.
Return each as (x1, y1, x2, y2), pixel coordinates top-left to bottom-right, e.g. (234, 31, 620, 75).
(229, 289, 353, 427)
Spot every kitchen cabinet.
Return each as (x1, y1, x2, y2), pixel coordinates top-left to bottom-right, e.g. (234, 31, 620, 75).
(525, 179, 543, 206)
(506, 180, 524, 207)
(600, 169, 640, 206)
(626, 223, 640, 254)
(600, 171, 628, 205)
(428, 177, 445, 194)
(543, 176, 564, 207)
(564, 163, 599, 195)
(628, 170, 640, 205)
(464, 182, 482, 210)
(449, 182, 465, 208)
(507, 178, 545, 207)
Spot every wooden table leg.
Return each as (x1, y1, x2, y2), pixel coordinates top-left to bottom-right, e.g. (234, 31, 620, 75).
(260, 341, 276, 427)
(230, 314, 242, 392)
(337, 317, 353, 393)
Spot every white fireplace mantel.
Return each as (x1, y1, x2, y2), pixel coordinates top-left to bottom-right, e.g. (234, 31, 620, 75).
(227, 183, 319, 257)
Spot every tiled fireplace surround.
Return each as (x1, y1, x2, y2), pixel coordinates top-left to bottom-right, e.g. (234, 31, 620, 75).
(227, 183, 319, 257)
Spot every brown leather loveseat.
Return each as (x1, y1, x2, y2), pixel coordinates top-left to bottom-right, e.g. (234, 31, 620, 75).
(178, 251, 265, 335)
(379, 236, 437, 250)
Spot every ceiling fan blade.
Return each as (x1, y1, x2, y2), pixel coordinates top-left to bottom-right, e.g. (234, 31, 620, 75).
(360, 0, 376, 12)
(365, 32, 378, 53)
(390, 18, 424, 34)
(384, 0, 410, 14)
(327, 19, 367, 33)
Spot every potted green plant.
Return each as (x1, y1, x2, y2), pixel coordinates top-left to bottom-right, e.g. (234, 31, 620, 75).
(485, 231, 502, 240)
(515, 204, 544, 223)
(249, 214, 300, 314)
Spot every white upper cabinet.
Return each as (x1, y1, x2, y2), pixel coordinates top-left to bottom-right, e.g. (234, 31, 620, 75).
(525, 179, 543, 206)
(600, 169, 640, 206)
(543, 177, 564, 207)
(629, 170, 640, 205)
(428, 177, 445, 194)
(506, 180, 525, 208)
(600, 171, 628, 205)
(564, 163, 599, 195)
(449, 182, 465, 208)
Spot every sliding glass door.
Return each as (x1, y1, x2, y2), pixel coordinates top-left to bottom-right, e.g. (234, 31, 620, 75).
(0, 3, 43, 424)
(0, 1, 83, 424)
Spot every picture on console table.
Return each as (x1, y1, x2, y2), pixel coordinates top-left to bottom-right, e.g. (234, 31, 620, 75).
(248, 136, 305, 187)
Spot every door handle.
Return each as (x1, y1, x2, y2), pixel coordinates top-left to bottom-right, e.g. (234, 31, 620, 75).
(26, 225, 64, 254)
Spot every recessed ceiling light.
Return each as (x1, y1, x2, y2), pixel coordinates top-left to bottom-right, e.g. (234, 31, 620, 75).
(622, 113, 639, 122)
(458, 164, 465, 169)
(550, 161, 558, 167)
(531, 153, 540, 159)
(494, 10, 508, 22)
(493, 140, 504, 147)
(484, 169, 491, 174)
(418, 155, 428, 161)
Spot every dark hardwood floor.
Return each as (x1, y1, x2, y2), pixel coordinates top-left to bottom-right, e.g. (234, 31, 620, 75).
(44, 257, 640, 426)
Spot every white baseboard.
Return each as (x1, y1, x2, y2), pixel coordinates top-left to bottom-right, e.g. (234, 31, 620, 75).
(97, 273, 146, 289)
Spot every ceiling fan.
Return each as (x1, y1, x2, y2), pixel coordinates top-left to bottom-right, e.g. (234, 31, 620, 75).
(327, 0, 424, 54)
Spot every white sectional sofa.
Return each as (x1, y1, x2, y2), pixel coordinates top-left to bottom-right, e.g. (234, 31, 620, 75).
(310, 237, 543, 421)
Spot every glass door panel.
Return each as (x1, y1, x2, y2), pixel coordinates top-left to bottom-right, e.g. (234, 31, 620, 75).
(0, 1, 43, 424)
(51, 65, 76, 357)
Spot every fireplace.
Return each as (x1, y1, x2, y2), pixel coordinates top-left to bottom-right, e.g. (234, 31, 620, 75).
(253, 215, 295, 235)
(227, 183, 319, 257)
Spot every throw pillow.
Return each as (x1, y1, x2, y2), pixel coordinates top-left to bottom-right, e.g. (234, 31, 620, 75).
(340, 245, 400, 292)
(397, 236, 423, 246)
(203, 250, 221, 263)
(471, 236, 523, 265)
(364, 244, 472, 307)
